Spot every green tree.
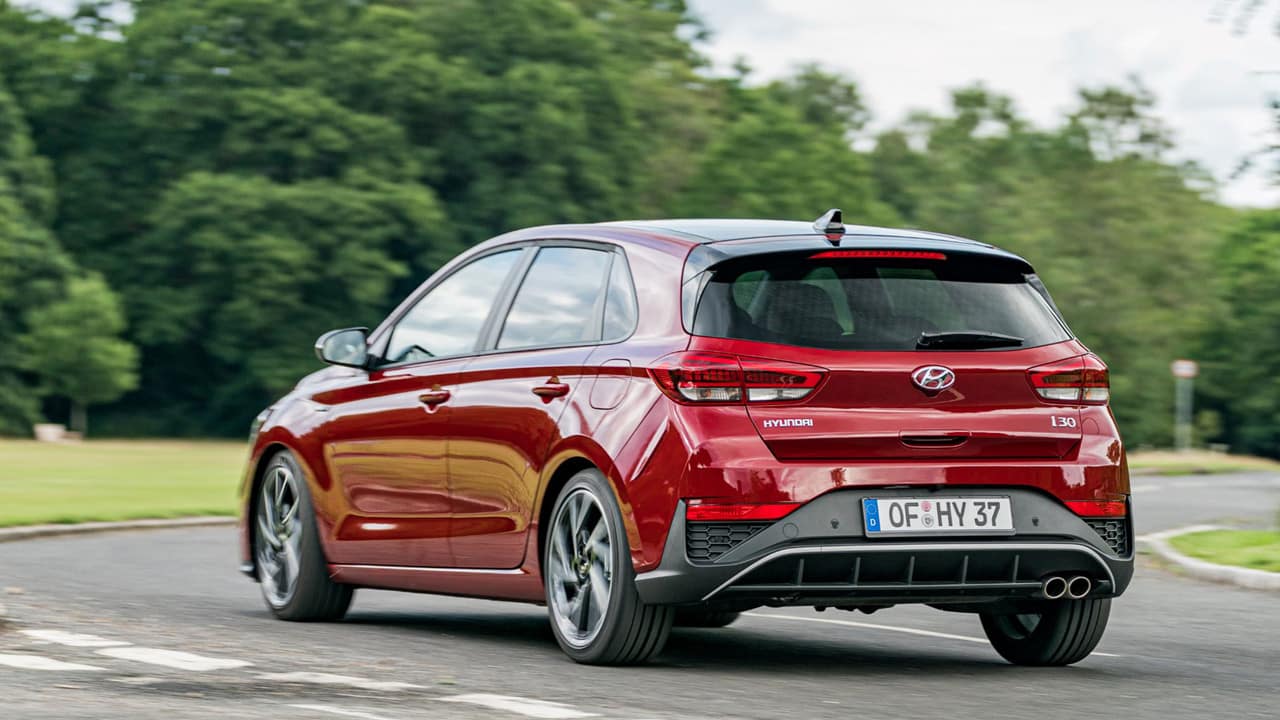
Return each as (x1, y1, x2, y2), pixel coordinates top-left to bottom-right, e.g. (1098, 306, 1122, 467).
(0, 70, 75, 434)
(1200, 210, 1280, 456)
(677, 69, 898, 224)
(20, 274, 139, 434)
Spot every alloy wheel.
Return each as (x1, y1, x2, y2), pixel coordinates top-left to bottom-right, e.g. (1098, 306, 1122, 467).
(547, 488, 615, 648)
(255, 463, 303, 608)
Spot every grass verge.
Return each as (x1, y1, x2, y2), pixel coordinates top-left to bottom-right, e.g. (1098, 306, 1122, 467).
(0, 439, 245, 527)
(1169, 529, 1280, 573)
(1128, 450, 1280, 476)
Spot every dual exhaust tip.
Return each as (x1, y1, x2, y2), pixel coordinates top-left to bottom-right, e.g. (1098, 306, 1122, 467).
(1041, 575, 1092, 600)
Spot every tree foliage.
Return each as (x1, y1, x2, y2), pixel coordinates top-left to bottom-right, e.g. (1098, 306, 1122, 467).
(0, 0, 1275, 453)
(1201, 210, 1280, 457)
(0, 69, 79, 433)
(20, 273, 139, 431)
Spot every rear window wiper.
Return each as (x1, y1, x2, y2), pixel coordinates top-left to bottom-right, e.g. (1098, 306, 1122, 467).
(916, 331, 1024, 350)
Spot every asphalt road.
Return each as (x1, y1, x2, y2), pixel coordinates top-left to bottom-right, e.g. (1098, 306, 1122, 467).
(1, 472, 1277, 720)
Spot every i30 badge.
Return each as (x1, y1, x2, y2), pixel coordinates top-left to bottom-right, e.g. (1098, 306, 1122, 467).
(911, 365, 956, 393)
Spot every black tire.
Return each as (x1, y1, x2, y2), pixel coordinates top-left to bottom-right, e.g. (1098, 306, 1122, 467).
(674, 608, 741, 628)
(253, 450, 353, 621)
(544, 469, 673, 665)
(980, 598, 1111, 666)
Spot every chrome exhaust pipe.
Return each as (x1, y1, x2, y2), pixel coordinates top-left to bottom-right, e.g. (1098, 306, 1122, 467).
(1042, 576, 1068, 600)
(1066, 576, 1092, 600)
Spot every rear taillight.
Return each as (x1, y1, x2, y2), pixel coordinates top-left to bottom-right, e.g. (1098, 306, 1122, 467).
(649, 352, 825, 404)
(1065, 500, 1127, 517)
(1027, 354, 1110, 405)
(685, 501, 800, 521)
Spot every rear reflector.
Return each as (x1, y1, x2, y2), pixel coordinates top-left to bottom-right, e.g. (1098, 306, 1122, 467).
(1065, 500, 1127, 517)
(650, 352, 824, 404)
(1027, 354, 1110, 405)
(810, 250, 947, 261)
(686, 501, 800, 522)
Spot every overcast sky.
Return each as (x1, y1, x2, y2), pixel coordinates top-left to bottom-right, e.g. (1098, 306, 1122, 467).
(690, 0, 1278, 207)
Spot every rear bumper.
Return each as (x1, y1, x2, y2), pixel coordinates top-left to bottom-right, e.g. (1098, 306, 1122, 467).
(634, 488, 1133, 607)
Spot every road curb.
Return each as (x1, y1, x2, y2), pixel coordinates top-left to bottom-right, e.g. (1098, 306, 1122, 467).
(1139, 525, 1280, 591)
(0, 516, 236, 544)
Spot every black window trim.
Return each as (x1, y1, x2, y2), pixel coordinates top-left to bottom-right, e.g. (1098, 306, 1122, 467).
(368, 238, 636, 371)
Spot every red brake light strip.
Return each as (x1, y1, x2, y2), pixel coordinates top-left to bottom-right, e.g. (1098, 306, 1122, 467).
(810, 250, 947, 261)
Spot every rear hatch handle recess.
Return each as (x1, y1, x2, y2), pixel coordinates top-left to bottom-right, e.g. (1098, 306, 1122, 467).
(899, 432, 971, 449)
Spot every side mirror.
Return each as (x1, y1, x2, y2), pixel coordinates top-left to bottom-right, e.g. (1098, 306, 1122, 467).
(315, 327, 369, 368)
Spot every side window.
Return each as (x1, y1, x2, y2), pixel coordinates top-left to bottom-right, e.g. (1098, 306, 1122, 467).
(383, 250, 521, 365)
(498, 247, 610, 350)
(602, 253, 638, 340)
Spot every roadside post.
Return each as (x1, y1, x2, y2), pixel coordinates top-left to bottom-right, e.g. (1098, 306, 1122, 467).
(1171, 359, 1198, 452)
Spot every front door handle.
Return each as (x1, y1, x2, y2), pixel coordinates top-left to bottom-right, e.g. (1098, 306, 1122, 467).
(418, 388, 451, 406)
(532, 376, 570, 400)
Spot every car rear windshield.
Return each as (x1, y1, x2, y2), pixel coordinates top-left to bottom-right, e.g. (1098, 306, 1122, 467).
(689, 252, 1071, 351)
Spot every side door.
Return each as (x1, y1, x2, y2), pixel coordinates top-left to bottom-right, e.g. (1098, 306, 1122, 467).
(316, 248, 526, 568)
(447, 244, 622, 569)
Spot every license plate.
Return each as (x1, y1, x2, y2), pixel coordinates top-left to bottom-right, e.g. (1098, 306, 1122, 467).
(863, 497, 1013, 536)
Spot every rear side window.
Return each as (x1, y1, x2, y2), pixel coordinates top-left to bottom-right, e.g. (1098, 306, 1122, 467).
(602, 252, 638, 341)
(498, 247, 611, 350)
(691, 252, 1071, 351)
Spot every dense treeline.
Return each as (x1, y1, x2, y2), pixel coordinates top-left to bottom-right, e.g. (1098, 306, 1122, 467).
(0, 0, 1276, 455)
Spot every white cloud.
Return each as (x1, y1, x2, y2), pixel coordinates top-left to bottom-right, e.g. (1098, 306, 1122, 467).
(691, 0, 1279, 207)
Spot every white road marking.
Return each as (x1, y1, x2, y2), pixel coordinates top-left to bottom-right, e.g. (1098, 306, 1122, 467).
(288, 704, 401, 720)
(260, 671, 422, 691)
(749, 612, 1121, 658)
(441, 694, 599, 719)
(20, 629, 131, 648)
(0, 654, 105, 671)
(96, 647, 252, 671)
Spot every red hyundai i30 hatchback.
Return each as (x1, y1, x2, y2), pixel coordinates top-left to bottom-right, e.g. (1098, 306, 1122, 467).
(240, 210, 1132, 666)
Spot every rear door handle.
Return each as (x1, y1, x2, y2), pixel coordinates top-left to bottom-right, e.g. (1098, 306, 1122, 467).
(418, 389, 451, 406)
(532, 376, 570, 400)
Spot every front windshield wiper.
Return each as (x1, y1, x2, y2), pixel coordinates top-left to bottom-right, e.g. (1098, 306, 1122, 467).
(916, 331, 1024, 350)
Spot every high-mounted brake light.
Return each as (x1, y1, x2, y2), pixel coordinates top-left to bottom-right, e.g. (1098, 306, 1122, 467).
(1027, 354, 1110, 405)
(1064, 500, 1127, 517)
(649, 352, 825, 404)
(686, 501, 800, 522)
(810, 250, 947, 261)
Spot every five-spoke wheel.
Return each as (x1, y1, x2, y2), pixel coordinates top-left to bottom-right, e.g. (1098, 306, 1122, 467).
(252, 450, 353, 621)
(256, 462, 303, 608)
(544, 469, 672, 664)
(547, 488, 614, 648)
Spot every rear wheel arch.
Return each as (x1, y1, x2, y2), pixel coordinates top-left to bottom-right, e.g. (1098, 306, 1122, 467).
(536, 451, 638, 576)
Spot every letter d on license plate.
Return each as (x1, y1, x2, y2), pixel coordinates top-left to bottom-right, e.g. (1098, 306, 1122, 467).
(863, 497, 1013, 536)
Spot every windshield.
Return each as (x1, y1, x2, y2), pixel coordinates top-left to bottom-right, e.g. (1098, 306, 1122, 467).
(690, 252, 1071, 351)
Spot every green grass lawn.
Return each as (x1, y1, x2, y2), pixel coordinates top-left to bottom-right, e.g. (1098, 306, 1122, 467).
(1128, 450, 1280, 476)
(1170, 529, 1280, 573)
(0, 439, 246, 527)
